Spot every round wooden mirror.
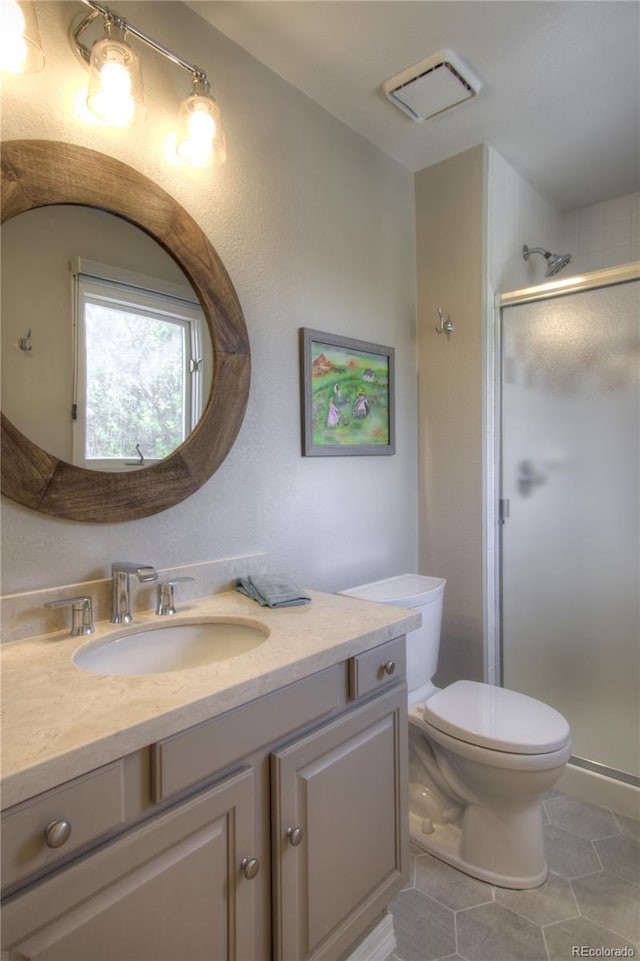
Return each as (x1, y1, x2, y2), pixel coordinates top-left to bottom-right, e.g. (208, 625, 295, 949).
(1, 140, 250, 522)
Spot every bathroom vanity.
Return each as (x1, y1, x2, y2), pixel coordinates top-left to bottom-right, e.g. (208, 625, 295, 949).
(0, 590, 418, 961)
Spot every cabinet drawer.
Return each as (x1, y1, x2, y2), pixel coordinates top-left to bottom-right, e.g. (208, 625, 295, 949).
(348, 636, 406, 699)
(1, 761, 126, 891)
(152, 665, 341, 802)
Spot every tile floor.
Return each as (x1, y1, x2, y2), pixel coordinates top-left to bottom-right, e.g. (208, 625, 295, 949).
(388, 790, 640, 961)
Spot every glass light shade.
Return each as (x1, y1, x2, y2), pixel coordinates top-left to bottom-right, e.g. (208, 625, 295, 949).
(0, 0, 45, 73)
(176, 92, 226, 167)
(86, 36, 145, 126)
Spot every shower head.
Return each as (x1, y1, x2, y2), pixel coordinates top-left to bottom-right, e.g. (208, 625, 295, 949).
(522, 244, 572, 277)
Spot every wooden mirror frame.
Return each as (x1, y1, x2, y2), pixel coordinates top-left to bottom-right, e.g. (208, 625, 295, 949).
(1, 140, 250, 523)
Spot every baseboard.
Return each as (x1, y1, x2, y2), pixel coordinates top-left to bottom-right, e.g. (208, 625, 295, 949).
(558, 763, 640, 820)
(345, 912, 396, 961)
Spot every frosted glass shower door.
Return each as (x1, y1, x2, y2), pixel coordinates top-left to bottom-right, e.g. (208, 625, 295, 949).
(500, 278, 639, 781)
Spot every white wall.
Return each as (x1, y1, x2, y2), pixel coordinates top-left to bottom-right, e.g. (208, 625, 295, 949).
(0, 1, 418, 596)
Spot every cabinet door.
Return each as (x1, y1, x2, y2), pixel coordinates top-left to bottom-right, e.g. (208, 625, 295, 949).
(271, 685, 408, 961)
(2, 768, 259, 961)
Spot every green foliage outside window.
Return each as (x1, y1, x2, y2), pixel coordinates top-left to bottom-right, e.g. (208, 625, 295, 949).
(84, 304, 185, 461)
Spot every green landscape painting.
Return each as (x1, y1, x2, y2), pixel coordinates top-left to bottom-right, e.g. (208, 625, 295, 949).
(309, 338, 391, 448)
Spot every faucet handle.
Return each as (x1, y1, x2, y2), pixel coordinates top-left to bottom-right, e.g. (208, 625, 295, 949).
(156, 577, 195, 616)
(45, 596, 95, 636)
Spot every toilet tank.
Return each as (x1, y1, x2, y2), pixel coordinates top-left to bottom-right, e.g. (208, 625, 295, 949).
(339, 574, 445, 700)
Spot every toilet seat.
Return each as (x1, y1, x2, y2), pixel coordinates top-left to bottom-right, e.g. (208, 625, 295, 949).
(422, 680, 570, 755)
(411, 709, 572, 771)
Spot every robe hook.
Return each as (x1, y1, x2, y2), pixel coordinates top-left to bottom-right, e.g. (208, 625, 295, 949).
(19, 329, 33, 351)
(435, 308, 454, 336)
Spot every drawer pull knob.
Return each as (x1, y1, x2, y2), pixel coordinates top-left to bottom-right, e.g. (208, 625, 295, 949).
(382, 660, 396, 676)
(44, 820, 72, 848)
(240, 857, 259, 880)
(286, 826, 304, 847)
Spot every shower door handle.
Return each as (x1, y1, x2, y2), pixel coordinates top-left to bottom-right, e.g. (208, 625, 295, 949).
(517, 460, 547, 497)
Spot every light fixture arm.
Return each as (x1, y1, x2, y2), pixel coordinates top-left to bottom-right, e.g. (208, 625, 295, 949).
(68, 0, 224, 165)
(72, 0, 209, 87)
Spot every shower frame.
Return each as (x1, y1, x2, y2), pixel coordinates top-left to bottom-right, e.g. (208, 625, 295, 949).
(488, 260, 640, 792)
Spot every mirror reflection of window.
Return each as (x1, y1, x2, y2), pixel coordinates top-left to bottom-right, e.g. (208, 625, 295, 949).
(1, 204, 214, 472)
(72, 260, 206, 471)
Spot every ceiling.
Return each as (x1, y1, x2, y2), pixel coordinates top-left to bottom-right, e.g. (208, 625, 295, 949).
(187, 1, 640, 212)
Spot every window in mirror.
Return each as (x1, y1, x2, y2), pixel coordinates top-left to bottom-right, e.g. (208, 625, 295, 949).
(72, 260, 206, 471)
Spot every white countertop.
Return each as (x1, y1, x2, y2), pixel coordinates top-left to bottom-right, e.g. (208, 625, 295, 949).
(1, 590, 419, 810)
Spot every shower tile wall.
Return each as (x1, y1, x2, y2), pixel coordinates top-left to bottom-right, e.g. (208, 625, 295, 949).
(487, 146, 564, 293)
(487, 147, 640, 292)
(558, 192, 640, 274)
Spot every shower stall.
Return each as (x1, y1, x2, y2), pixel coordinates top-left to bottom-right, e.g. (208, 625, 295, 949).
(496, 263, 639, 789)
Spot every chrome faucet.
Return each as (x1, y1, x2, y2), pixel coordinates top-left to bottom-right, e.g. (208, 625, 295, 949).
(111, 562, 158, 624)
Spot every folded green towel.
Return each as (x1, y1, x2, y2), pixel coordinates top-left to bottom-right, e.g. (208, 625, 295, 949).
(236, 574, 311, 608)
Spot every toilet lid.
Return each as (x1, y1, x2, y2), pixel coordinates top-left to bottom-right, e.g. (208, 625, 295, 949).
(422, 681, 570, 754)
(341, 574, 445, 607)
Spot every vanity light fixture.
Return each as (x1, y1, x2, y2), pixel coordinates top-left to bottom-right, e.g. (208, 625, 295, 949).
(85, 14, 145, 126)
(0, 0, 45, 73)
(70, 0, 226, 166)
(176, 74, 226, 168)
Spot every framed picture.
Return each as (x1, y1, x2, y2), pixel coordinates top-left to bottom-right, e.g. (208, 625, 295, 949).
(300, 328, 395, 456)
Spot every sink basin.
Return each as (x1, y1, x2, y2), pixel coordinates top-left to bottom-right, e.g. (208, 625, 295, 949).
(73, 618, 269, 676)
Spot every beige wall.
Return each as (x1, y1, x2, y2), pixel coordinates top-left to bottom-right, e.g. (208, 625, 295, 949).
(415, 146, 486, 685)
(1, 1, 418, 596)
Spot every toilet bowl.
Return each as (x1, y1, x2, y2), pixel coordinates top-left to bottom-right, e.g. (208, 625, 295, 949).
(340, 574, 571, 889)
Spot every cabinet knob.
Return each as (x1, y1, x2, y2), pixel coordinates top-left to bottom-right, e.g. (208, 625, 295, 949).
(286, 826, 304, 847)
(382, 660, 396, 676)
(240, 857, 259, 880)
(44, 820, 72, 848)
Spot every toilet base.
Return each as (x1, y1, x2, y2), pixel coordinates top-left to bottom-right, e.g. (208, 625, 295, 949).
(408, 803, 549, 890)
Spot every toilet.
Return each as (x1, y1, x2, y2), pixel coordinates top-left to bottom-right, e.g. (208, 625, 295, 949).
(340, 574, 571, 889)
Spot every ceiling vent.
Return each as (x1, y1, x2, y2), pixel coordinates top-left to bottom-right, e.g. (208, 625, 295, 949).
(383, 50, 481, 122)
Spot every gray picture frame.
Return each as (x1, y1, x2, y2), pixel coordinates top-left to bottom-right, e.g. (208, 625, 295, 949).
(300, 328, 395, 456)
